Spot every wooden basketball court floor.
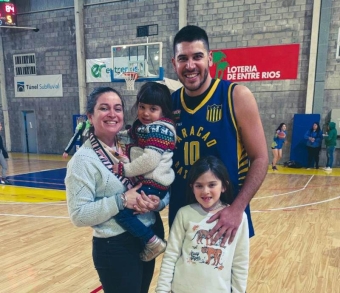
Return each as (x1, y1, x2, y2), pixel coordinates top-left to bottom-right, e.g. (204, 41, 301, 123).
(0, 153, 339, 293)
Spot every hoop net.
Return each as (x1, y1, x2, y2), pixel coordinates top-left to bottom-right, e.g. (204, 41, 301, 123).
(123, 72, 138, 90)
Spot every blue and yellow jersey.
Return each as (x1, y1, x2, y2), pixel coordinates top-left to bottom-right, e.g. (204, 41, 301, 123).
(170, 79, 254, 236)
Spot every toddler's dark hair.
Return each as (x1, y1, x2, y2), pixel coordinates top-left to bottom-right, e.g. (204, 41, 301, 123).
(134, 82, 174, 122)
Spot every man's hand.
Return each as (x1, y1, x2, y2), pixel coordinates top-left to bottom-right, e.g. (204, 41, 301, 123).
(62, 152, 69, 159)
(206, 205, 243, 246)
(133, 191, 160, 214)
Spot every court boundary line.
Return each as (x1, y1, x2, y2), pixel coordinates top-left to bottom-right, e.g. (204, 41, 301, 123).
(0, 201, 66, 205)
(8, 167, 66, 176)
(7, 167, 66, 191)
(2, 174, 339, 218)
(0, 184, 65, 192)
(0, 213, 69, 219)
(253, 174, 340, 211)
(252, 196, 340, 212)
(254, 175, 314, 199)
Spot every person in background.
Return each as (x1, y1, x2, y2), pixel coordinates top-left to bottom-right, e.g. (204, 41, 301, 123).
(156, 156, 249, 293)
(113, 82, 176, 262)
(323, 121, 337, 171)
(169, 25, 268, 247)
(271, 123, 287, 171)
(304, 122, 323, 169)
(65, 87, 164, 293)
(0, 123, 10, 185)
(62, 117, 91, 158)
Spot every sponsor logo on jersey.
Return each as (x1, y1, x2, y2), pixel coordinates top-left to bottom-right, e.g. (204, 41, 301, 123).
(173, 109, 181, 121)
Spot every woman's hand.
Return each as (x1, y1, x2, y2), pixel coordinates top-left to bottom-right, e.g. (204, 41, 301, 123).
(134, 191, 161, 214)
(124, 183, 160, 213)
(124, 183, 143, 209)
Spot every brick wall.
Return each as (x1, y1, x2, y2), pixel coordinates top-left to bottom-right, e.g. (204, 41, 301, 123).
(2, 0, 339, 165)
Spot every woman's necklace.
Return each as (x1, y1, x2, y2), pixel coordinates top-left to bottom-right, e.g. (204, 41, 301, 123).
(200, 200, 225, 212)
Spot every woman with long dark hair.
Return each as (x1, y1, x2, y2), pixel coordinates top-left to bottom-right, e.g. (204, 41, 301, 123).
(304, 122, 323, 169)
(271, 123, 287, 171)
(66, 87, 164, 293)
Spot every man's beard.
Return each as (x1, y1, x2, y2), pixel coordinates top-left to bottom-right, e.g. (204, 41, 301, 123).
(181, 67, 209, 94)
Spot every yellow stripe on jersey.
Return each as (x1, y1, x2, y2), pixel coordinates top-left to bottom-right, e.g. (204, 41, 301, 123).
(180, 79, 221, 114)
(227, 83, 249, 185)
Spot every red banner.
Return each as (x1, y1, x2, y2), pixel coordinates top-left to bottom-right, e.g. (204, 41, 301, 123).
(210, 44, 300, 82)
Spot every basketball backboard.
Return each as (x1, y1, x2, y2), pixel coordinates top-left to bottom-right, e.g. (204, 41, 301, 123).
(156, 78, 183, 93)
(111, 42, 163, 82)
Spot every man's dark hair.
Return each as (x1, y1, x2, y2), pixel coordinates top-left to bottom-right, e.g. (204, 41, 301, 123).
(173, 25, 210, 56)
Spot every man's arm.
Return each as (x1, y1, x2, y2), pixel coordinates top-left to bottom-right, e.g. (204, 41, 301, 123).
(207, 85, 268, 245)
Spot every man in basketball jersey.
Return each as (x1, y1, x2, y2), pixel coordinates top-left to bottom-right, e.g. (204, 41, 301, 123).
(170, 25, 268, 246)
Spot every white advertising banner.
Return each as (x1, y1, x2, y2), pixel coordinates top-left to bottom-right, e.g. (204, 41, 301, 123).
(14, 75, 63, 97)
(86, 58, 112, 82)
(86, 56, 146, 82)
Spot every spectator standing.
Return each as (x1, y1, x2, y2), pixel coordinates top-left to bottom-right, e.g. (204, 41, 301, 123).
(323, 121, 337, 171)
(304, 122, 323, 169)
(0, 122, 10, 185)
(271, 123, 287, 171)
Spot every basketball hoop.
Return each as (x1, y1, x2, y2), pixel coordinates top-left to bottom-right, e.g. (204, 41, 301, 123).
(122, 72, 139, 91)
